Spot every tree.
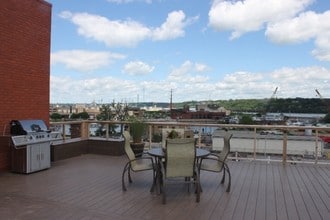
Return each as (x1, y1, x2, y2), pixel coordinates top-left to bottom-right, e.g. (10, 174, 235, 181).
(70, 112, 89, 120)
(240, 115, 254, 125)
(96, 102, 130, 136)
(322, 113, 330, 123)
(97, 104, 113, 120)
(50, 113, 62, 121)
(111, 101, 129, 121)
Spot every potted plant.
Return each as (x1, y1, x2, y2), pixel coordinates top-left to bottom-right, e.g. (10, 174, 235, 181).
(129, 117, 147, 157)
(167, 129, 180, 139)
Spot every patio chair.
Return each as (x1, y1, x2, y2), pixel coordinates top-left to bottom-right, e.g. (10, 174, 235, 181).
(160, 138, 200, 204)
(122, 130, 155, 191)
(199, 131, 233, 192)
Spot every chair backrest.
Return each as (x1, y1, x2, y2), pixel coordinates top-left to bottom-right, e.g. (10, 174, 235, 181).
(123, 130, 136, 162)
(217, 132, 233, 170)
(165, 138, 196, 178)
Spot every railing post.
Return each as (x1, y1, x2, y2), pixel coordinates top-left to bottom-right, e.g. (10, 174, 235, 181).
(148, 124, 152, 149)
(80, 121, 89, 140)
(315, 129, 319, 164)
(61, 123, 65, 140)
(282, 130, 288, 165)
(253, 127, 257, 160)
(105, 122, 109, 140)
(198, 127, 202, 147)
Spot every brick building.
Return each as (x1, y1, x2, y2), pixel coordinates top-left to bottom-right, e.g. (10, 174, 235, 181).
(0, 0, 52, 171)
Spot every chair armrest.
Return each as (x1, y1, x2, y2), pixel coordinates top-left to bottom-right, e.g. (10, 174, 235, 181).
(201, 156, 226, 162)
(209, 153, 220, 158)
(129, 157, 155, 166)
(199, 156, 226, 169)
(130, 156, 153, 162)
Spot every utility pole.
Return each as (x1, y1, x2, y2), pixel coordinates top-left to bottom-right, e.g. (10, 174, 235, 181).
(170, 89, 173, 111)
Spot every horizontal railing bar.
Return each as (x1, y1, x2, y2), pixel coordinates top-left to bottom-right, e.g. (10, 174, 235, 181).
(50, 120, 330, 165)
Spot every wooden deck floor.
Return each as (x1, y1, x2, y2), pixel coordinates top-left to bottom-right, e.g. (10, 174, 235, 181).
(0, 154, 329, 220)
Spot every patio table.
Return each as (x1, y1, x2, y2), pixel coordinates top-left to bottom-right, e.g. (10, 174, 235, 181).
(147, 147, 210, 194)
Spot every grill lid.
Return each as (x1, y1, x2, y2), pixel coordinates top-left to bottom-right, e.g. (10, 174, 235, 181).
(10, 120, 49, 135)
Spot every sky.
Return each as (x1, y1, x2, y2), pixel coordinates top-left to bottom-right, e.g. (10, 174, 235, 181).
(48, 0, 330, 104)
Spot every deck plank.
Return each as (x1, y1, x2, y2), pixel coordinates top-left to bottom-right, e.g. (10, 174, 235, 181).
(218, 160, 253, 220)
(0, 154, 329, 220)
(287, 165, 312, 220)
(265, 164, 277, 220)
(231, 162, 256, 220)
(272, 164, 288, 220)
(244, 162, 260, 220)
(299, 165, 328, 219)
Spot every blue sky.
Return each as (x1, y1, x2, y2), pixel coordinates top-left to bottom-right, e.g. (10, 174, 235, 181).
(48, 0, 330, 103)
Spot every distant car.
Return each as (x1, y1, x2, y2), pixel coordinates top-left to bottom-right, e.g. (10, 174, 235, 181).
(260, 130, 267, 135)
(260, 130, 283, 135)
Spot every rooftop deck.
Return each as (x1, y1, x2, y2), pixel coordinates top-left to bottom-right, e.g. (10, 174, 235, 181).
(0, 154, 329, 220)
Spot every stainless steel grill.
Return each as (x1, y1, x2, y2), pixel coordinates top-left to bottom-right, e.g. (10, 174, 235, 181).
(10, 119, 62, 174)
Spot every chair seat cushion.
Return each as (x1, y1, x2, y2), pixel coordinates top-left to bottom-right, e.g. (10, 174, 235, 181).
(131, 160, 153, 171)
(200, 160, 223, 172)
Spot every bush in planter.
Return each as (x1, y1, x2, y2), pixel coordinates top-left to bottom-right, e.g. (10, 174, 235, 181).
(129, 117, 147, 157)
(167, 129, 180, 139)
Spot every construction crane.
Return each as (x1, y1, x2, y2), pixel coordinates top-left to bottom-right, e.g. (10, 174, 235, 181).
(266, 87, 278, 111)
(271, 87, 278, 99)
(261, 87, 278, 124)
(315, 89, 330, 113)
(315, 89, 323, 99)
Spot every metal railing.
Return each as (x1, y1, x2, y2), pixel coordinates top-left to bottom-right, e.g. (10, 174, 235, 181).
(50, 120, 330, 165)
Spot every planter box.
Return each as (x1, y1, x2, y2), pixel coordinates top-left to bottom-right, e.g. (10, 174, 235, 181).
(87, 139, 125, 156)
(51, 139, 88, 161)
(51, 139, 125, 162)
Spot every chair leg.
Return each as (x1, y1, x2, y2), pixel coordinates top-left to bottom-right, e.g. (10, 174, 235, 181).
(162, 182, 166, 204)
(128, 168, 132, 183)
(150, 168, 156, 193)
(221, 167, 226, 184)
(195, 172, 200, 202)
(196, 183, 200, 202)
(185, 177, 191, 192)
(226, 164, 231, 192)
(122, 163, 130, 191)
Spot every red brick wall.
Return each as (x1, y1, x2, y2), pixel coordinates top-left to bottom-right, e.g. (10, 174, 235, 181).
(0, 0, 52, 171)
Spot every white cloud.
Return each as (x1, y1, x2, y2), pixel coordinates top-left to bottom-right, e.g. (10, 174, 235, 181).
(51, 50, 126, 72)
(168, 60, 210, 82)
(152, 10, 198, 41)
(51, 75, 141, 103)
(214, 71, 273, 98)
(59, 10, 196, 47)
(195, 63, 210, 73)
(60, 11, 151, 47)
(208, 0, 330, 61)
(122, 61, 155, 75)
(223, 71, 264, 83)
(271, 66, 330, 83)
(208, 0, 312, 40)
(266, 11, 321, 44)
(51, 65, 330, 103)
(266, 11, 330, 61)
(312, 35, 330, 61)
(269, 66, 330, 98)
